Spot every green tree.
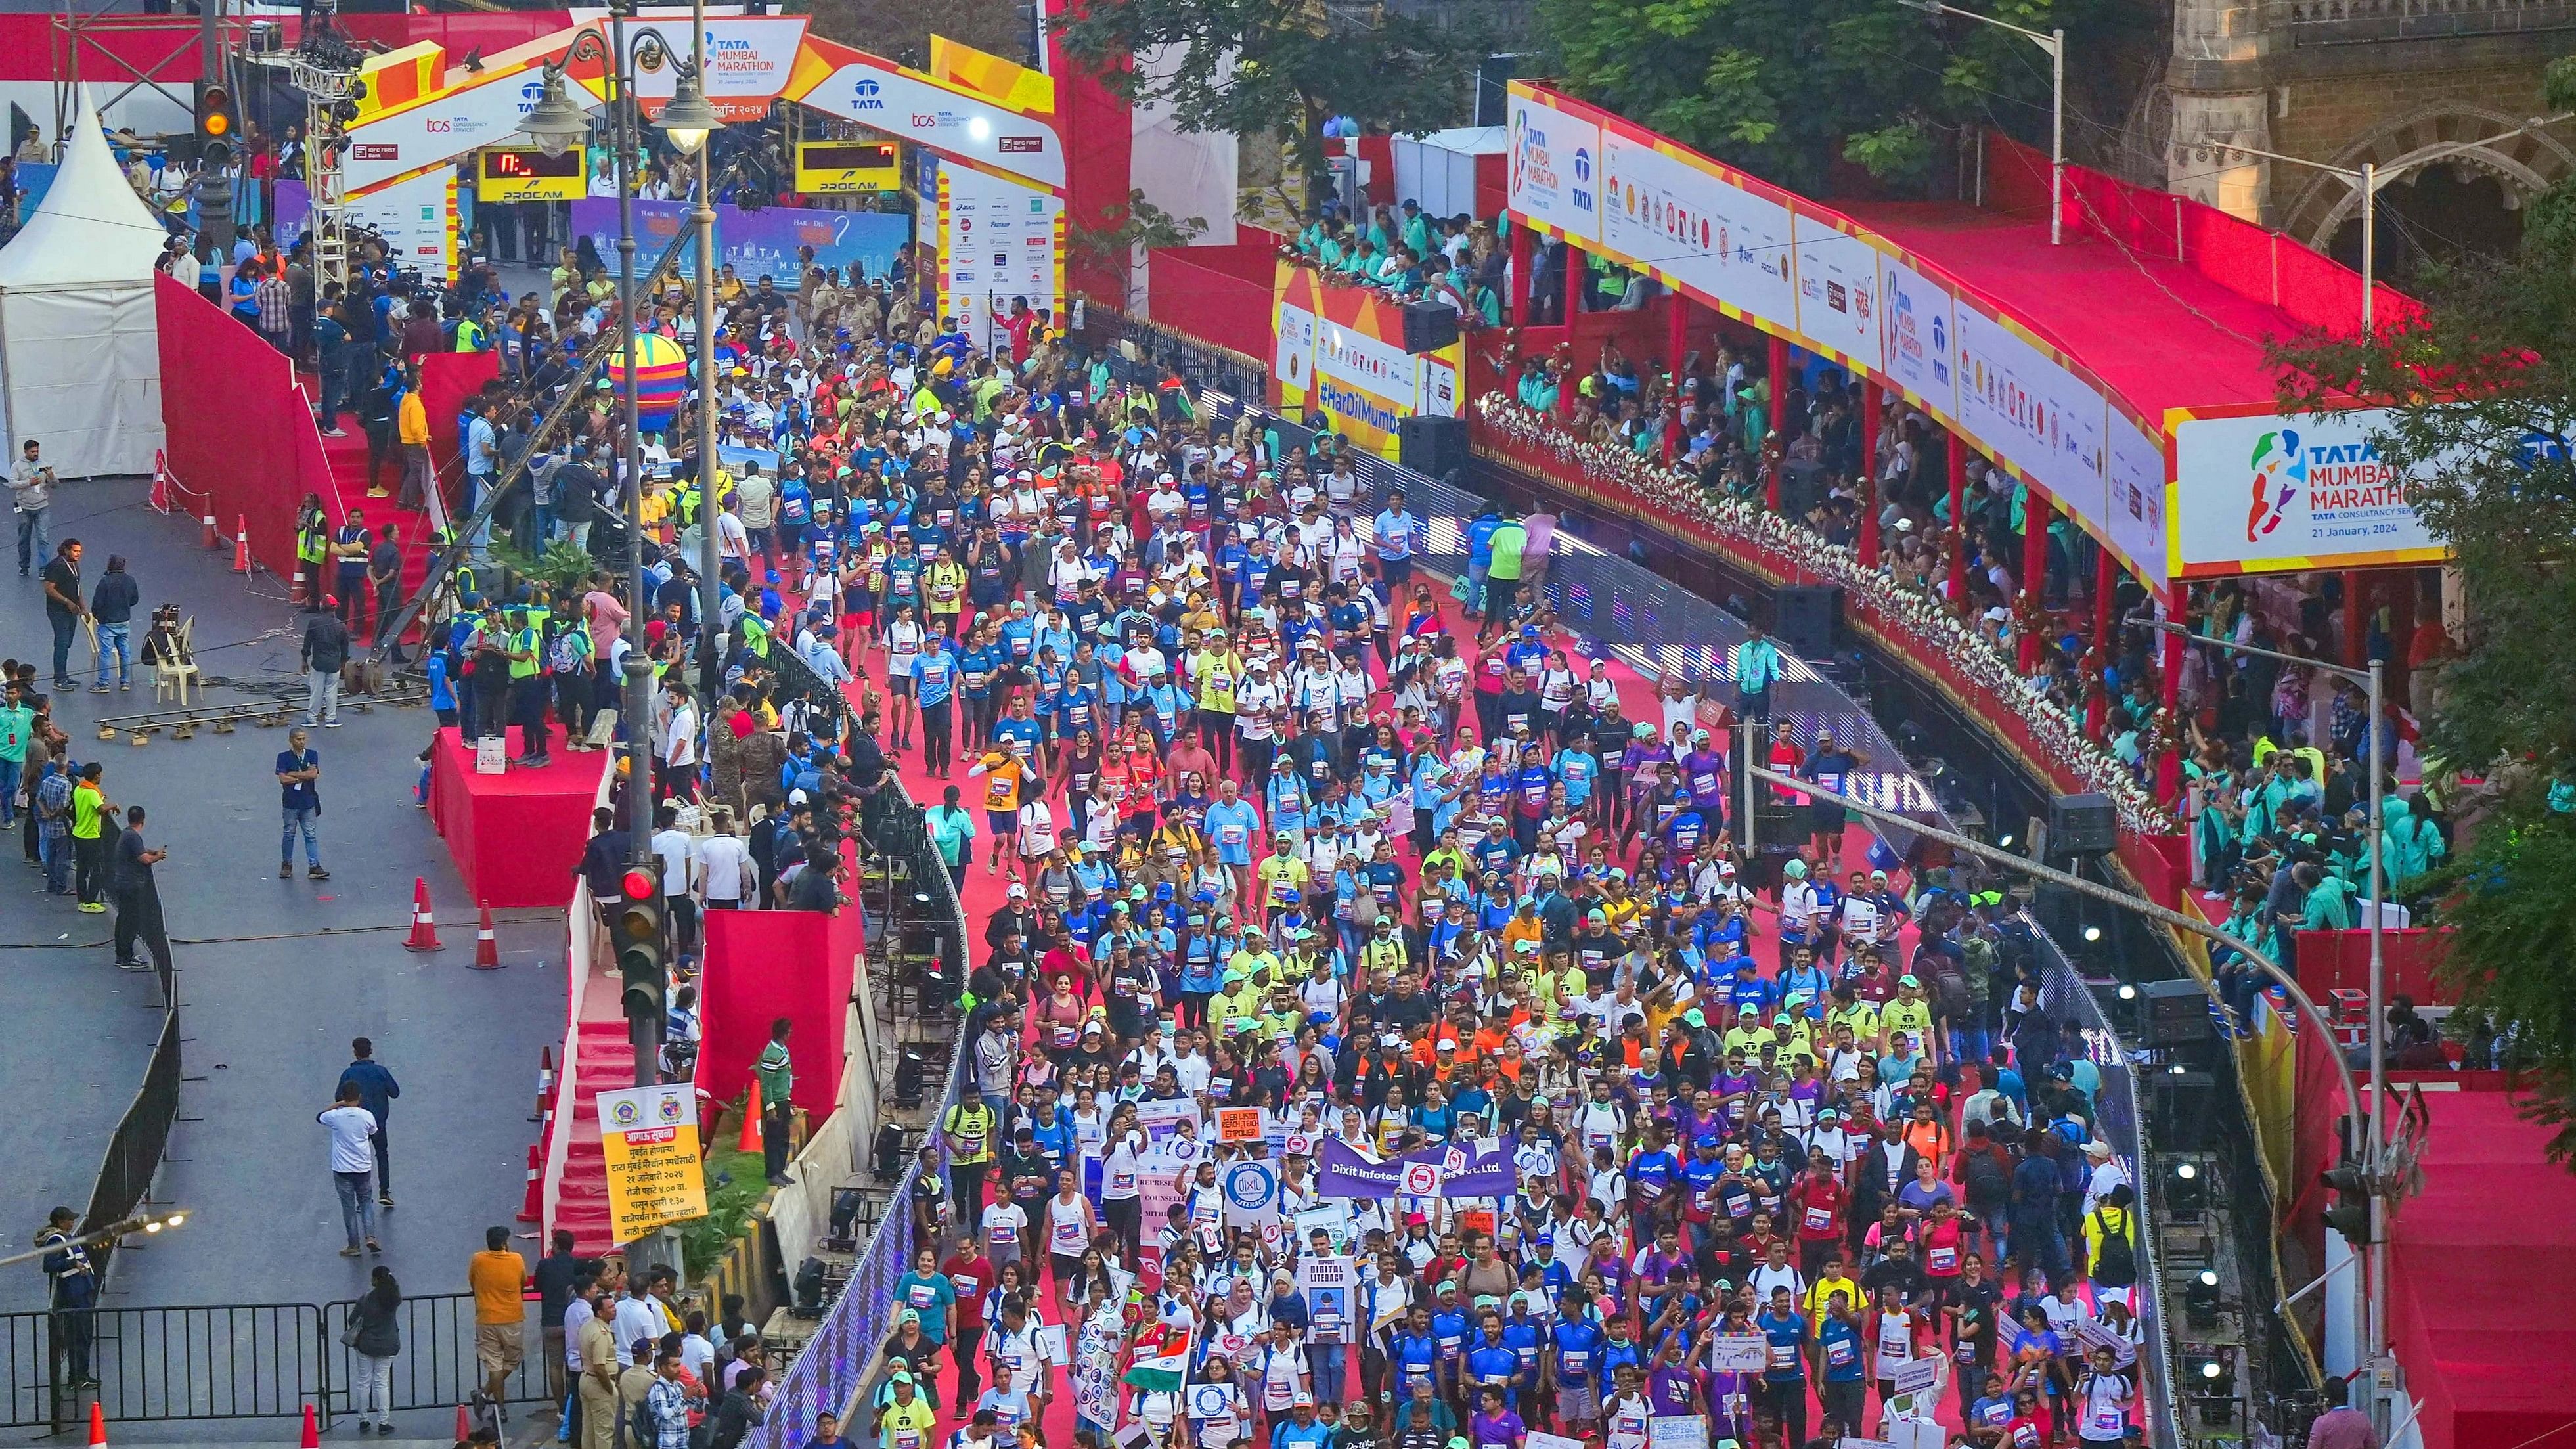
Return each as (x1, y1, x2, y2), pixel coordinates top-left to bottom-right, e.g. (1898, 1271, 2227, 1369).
(1534, 0, 2089, 192)
(1050, 0, 1485, 185)
(2269, 56, 2576, 1163)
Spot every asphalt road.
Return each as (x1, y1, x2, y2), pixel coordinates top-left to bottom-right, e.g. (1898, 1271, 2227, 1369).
(2, 480, 567, 1369)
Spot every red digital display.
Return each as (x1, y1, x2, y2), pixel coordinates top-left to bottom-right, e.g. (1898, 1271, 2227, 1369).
(482, 149, 584, 181)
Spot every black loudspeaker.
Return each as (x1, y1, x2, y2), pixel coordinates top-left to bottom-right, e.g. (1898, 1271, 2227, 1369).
(2137, 978, 2211, 1048)
(1773, 585, 1840, 658)
(2049, 791, 2119, 857)
(1398, 414, 1468, 478)
(1401, 300, 1460, 354)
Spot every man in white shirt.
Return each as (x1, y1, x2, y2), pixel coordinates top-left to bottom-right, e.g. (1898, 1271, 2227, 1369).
(694, 813, 755, 909)
(649, 803, 699, 960)
(657, 679, 699, 800)
(319, 1084, 381, 1256)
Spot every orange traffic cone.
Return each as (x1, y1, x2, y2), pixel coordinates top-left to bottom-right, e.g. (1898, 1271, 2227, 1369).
(149, 453, 170, 514)
(516, 1142, 543, 1222)
(86, 1402, 104, 1449)
(737, 1083, 763, 1153)
(471, 903, 501, 970)
(403, 878, 444, 952)
(202, 514, 219, 550)
(231, 516, 251, 575)
(299, 1402, 318, 1449)
(455, 1404, 472, 1442)
(529, 1045, 555, 1121)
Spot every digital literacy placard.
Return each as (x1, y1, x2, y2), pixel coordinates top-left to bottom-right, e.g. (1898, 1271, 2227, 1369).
(597, 1084, 708, 1242)
(2165, 404, 2444, 578)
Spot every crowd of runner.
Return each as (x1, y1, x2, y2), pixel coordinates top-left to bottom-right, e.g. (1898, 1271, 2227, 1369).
(376, 221, 2162, 1449)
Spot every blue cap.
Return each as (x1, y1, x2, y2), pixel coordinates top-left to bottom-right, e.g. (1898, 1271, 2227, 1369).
(1694, 1132, 1721, 1149)
(1154, 882, 1175, 900)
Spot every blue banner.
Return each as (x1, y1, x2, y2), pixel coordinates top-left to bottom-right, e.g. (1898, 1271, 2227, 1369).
(569, 198, 910, 289)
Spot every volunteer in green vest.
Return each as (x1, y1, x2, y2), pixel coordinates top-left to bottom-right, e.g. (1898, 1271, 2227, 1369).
(70, 761, 112, 913)
(507, 598, 552, 768)
(756, 1017, 796, 1187)
(295, 495, 331, 610)
(942, 1095, 997, 1215)
(1479, 514, 1528, 642)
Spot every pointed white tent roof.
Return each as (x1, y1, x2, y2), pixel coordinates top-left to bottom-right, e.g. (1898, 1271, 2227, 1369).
(0, 89, 171, 290)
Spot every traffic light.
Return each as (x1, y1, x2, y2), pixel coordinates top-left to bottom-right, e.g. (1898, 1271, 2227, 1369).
(2321, 1157, 2374, 1247)
(614, 868, 666, 1022)
(194, 79, 236, 167)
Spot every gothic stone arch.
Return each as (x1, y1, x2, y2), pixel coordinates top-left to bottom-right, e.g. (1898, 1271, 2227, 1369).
(2281, 102, 2576, 248)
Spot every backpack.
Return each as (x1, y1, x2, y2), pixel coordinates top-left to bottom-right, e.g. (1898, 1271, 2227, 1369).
(2090, 1208, 2138, 1286)
(1959, 1146, 2009, 1208)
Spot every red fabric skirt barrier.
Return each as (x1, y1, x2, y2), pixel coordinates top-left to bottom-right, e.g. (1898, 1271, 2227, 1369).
(424, 726, 609, 908)
(692, 849, 863, 1120)
(419, 351, 499, 502)
(2289, 927, 2453, 1006)
(156, 273, 344, 576)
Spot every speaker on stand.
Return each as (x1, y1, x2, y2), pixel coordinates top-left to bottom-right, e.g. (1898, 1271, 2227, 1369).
(1400, 300, 1460, 354)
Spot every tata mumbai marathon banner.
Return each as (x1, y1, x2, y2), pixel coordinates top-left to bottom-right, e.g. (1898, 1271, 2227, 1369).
(1503, 81, 2439, 587)
(1270, 259, 1466, 461)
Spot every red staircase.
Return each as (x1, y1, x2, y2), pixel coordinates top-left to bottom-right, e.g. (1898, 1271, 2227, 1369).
(552, 1006, 634, 1256)
(313, 399, 449, 603)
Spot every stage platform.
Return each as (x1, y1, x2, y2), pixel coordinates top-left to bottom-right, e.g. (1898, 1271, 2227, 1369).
(426, 726, 609, 908)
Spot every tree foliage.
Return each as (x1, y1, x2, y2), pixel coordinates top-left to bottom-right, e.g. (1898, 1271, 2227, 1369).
(1052, 0, 1484, 175)
(2270, 55, 2576, 1163)
(1534, 0, 2089, 192)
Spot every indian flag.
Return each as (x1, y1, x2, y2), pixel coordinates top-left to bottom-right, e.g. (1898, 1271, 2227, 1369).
(1121, 1321, 1191, 1393)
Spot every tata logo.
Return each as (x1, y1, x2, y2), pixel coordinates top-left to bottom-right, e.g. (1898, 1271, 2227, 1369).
(1572, 146, 1591, 182)
(853, 78, 885, 110)
(518, 79, 547, 114)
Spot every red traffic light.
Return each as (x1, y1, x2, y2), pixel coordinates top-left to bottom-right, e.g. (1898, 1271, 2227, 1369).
(621, 868, 657, 901)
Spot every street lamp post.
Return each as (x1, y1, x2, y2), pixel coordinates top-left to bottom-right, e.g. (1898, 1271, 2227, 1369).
(1903, 0, 2065, 246)
(2185, 115, 2572, 331)
(519, 12, 719, 1278)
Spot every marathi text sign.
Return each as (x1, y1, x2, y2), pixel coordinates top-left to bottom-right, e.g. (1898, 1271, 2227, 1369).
(597, 1084, 707, 1242)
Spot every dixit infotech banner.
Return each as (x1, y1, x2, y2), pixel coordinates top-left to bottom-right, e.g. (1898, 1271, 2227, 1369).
(1268, 259, 1463, 461)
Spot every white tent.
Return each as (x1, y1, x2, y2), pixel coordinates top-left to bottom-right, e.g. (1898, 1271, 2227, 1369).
(0, 91, 167, 479)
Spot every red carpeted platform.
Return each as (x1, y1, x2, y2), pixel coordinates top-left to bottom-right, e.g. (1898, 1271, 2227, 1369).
(426, 726, 609, 908)
(694, 861, 865, 1119)
(2387, 1086, 2576, 1449)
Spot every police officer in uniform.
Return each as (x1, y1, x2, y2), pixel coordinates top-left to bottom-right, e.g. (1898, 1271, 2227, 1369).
(294, 496, 331, 609)
(37, 1207, 97, 1391)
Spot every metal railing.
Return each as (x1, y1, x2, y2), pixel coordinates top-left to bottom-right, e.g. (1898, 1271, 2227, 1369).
(753, 650, 972, 1449)
(2026, 918, 2181, 1449)
(0, 1293, 548, 1432)
(79, 1007, 180, 1288)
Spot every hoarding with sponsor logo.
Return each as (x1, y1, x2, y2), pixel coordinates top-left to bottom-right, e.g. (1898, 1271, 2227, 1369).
(1269, 259, 1465, 460)
(344, 60, 588, 193)
(788, 42, 1065, 192)
(935, 160, 1065, 353)
(2165, 404, 2441, 578)
(1505, 89, 1599, 245)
